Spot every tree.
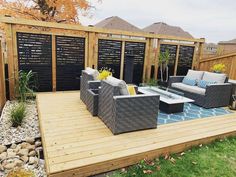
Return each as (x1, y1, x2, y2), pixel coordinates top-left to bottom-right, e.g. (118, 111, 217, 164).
(0, 0, 99, 24)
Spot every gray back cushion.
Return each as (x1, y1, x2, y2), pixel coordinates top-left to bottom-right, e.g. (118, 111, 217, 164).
(186, 70, 204, 80)
(85, 67, 99, 80)
(202, 72, 226, 83)
(106, 76, 129, 95)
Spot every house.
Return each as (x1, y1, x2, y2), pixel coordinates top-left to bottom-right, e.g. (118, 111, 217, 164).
(94, 16, 143, 33)
(203, 43, 218, 57)
(143, 22, 193, 39)
(218, 38, 236, 54)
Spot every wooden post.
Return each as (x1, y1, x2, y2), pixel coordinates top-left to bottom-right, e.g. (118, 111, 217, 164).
(6, 24, 15, 99)
(88, 32, 95, 68)
(143, 39, 150, 82)
(94, 34, 99, 69)
(0, 41, 6, 110)
(84, 34, 89, 68)
(120, 41, 125, 79)
(146, 38, 153, 80)
(12, 27, 18, 89)
(197, 42, 204, 70)
(174, 45, 180, 76)
(154, 39, 161, 80)
(192, 42, 198, 69)
(52, 35, 56, 92)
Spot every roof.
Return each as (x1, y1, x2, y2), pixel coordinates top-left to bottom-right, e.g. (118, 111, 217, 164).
(143, 22, 193, 38)
(218, 38, 236, 45)
(94, 16, 143, 32)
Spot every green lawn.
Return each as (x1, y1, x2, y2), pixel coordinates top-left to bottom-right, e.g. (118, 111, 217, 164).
(110, 137, 236, 177)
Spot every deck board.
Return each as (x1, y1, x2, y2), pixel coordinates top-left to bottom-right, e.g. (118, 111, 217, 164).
(37, 91, 236, 177)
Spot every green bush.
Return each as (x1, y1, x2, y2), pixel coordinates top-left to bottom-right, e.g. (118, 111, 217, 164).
(10, 103, 26, 127)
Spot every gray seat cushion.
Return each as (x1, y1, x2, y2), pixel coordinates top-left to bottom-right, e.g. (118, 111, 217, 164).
(172, 83, 206, 95)
(106, 76, 129, 95)
(186, 70, 204, 80)
(202, 71, 226, 83)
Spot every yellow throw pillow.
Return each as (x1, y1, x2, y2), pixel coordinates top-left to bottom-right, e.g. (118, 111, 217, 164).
(127, 85, 136, 95)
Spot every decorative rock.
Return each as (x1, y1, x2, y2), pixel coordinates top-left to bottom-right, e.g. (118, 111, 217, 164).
(10, 143, 17, 149)
(7, 151, 17, 158)
(29, 150, 36, 157)
(25, 137, 35, 145)
(35, 141, 42, 147)
(28, 157, 36, 165)
(26, 145, 35, 151)
(0, 145, 7, 153)
(0, 152, 7, 161)
(4, 163, 16, 170)
(15, 159, 23, 167)
(18, 149, 29, 156)
(0, 164, 3, 171)
(21, 142, 31, 149)
(20, 155, 28, 163)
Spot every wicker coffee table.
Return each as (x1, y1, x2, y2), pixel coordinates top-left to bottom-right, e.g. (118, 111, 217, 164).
(138, 86, 194, 113)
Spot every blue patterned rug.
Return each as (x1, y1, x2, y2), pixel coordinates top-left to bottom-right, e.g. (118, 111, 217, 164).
(158, 103, 232, 125)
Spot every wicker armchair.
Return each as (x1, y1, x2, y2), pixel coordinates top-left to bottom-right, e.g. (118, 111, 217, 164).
(168, 76, 232, 108)
(80, 70, 100, 105)
(98, 80, 160, 135)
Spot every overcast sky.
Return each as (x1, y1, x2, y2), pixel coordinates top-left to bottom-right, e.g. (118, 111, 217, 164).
(80, 0, 236, 43)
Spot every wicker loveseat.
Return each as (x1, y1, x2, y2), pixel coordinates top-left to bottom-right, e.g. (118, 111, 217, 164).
(98, 76, 160, 135)
(168, 70, 232, 108)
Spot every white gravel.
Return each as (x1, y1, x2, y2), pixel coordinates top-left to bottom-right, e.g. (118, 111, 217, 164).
(0, 100, 40, 145)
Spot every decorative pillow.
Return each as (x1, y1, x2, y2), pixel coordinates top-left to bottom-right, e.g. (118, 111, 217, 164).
(106, 76, 130, 95)
(127, 85, 136, 95)
(198, 80, 216, 88)
(186, 70, 204, 80)
(182, 77, 196, 86)
(202, 71, 226, 83)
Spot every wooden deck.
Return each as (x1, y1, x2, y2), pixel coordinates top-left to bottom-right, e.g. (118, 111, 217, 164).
(37, 91, 236, 177)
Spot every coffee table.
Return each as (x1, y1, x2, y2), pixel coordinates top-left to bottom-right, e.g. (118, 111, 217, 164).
(138, 86, 194, 113)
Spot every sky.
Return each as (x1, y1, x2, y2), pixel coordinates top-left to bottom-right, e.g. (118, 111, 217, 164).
(80, 0, 236, 43)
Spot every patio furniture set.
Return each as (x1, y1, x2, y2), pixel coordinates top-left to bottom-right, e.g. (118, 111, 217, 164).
(80, 68, 232, 135)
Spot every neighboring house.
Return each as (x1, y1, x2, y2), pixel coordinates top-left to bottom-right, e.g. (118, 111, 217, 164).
(218, 39, 236, 54)
(143, 22, 193, 39)
(94, 16, 143, 33)
(203, 43, 218, 58)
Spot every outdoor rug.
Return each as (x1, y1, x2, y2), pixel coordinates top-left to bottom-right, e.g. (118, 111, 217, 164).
(158, 103, 232, 125)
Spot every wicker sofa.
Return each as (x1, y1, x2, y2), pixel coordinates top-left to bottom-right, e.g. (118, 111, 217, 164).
(168, 70, 232, 108)
(98, 76, 160, 135)
(80, 68, 100, 105)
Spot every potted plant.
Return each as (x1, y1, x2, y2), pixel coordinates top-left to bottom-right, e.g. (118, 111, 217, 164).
(211, 63, 226, 73)
(97, 68, 112, 80)
(158, 49, 170, 87)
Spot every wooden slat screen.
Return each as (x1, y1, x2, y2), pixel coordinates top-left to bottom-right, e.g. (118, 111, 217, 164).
(177, 46, 194, 75)
(159, 44, 177, 78)
(98, 39, 122, 78)
(17, 32, 52, 91)
(124, 42, 145, 85)
(56, 36, 85, 91)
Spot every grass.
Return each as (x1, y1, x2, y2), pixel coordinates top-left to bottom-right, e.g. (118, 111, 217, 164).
(110, 137, 236, 177)
(10, 103, 26, 127)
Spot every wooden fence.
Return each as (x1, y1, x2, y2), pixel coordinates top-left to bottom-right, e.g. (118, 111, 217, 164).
(0, 16, 205, 99)
(199, 53, 236, 80)
(0, 41, 6, 110)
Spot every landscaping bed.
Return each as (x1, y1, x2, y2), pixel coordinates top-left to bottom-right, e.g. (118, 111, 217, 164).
(0, 100, 46, 177)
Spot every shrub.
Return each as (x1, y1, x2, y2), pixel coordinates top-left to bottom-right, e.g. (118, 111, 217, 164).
(7, 168, 35, 177)
(10, 103, 26, 127)
(16, 70, 35, 102)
